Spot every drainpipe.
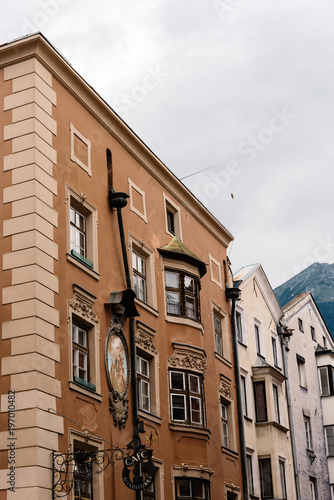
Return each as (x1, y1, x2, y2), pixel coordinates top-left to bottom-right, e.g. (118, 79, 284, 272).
(226, 287, 248, 500)
(108, 191, 141, 499)
(278, 325, 301, 500)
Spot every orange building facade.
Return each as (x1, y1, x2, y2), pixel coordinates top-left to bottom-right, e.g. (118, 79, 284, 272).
(0, 34, 243, 500)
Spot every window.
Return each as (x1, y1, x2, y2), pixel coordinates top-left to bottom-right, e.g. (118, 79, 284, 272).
(221, 400, 229, 448)
(298, 318, 304, 332)
(272, 337, 279, 367)
(310, 477, 317, 500)
(279, 460, 287, 500)
(141, 460, 155, 499)
(254, 381, 267, 422)
(166, 207, 175, 234)
(72, 322, 94, 389)
(68, 285, 100, 397)
(136, 321, 159, 417)
(310, 326, 316, 341)
(74, 448, 93, 500)
(236, 311, 243, 343)
(297, 355, 307, 388)
(175, 478, 210, 500)
(304, 415, 313, 450)
(246, 455, 254, 496)
(170, 371, 204, 426)
(273, 384, 280, 424)
(66, 184, 98, 275)
(255, 324, 261, 354)
(133, 251, 147, 302)
(325, 426, 334, 456)
(323, 336, 328, 349)
(259, 458, 273, 499)
(240, 375, 248, 417)
(164, 194, 182, 239)
(319, 366, 334, 395)
(165, 270, 201, 322)
(137, 354, 150, 412)
(214, 314, 223, 356)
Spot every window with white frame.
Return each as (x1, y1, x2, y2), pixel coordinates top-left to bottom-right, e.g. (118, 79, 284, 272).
(304, 415, 313, 450)
(129, 236, 157, 310)
(319, 365, 334, 395)
(214, 313, 223, 356)
(273, 384, 280, 424)
(236, 309, 245, 344)
(169, 370, 204, 426)
(325, 426, 334, 456)
(164, 194, 182, 239)
(220, 399, 229, 448)
(66, 184, 98, 274)
(135, 321, 159, 417)
(68, 285, 100, 396)
(136, 354, 150, 412)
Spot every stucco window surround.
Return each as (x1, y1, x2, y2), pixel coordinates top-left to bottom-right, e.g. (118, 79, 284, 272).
(162, 258, 203, 331)
(128, 178, 148, 223)
(172, 464, 213, 500)
(68, 284, 101, 400)
(211, 300, 231, 365)
(70, 123, 92, 176)
(224, 483, 241, 499)
(68, 428, 104, 500)
(271, 331, 282, 369)
(245, 447, 260, 498)
(318, 365, 334, 396)
(128, 233, 158, 313)
(167, 343, 209, 436)
(235, 304, 247, 346)
(135, 320, 161, 421)
(258, 456, 273, 499)
(240, 367, 252, 420)
(66, 183, 99, 279)
(219, 373, 238, 454)
(296, 354, 307, 389)
(163, 193, 182, 240)
(145, 457, 164, 500)
(209, 253, 222, 289)
(278, 456, 288, 500)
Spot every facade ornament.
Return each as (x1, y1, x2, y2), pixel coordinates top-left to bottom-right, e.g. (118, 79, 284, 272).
(105, 304, 130, 428)
(68, 285, 99, 325)
(167, 352, 207, 375)
(136, 330, 158, 354)
(219, 374, 233, 400)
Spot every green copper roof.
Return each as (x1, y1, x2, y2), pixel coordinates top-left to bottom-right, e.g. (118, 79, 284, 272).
(158, 236, 207, 277)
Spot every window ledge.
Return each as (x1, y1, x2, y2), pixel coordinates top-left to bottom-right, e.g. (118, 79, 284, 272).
(135, 298, 159, 317)
(214, 352, 232, 368)
(69, 381, 102, 401)
(67, 253, 100, 280)
(299, 385, 308, 391)
(255, 420, 289, 432)
(166, 315, 204, 333)
(139, 409, 162, 425)
(221, 446, 239, 459)
(244, 416, 253, 423)
(238, 340, 248, 348)
(169, 423, 211, 439)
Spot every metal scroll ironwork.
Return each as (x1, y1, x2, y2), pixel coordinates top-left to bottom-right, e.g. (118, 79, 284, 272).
(52, 446, 129, 498)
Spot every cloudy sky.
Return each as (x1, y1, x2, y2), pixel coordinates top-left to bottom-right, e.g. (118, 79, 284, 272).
(2, 0, 334, 288)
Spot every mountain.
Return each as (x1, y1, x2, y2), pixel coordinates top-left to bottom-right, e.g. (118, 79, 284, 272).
(274, 262, 334, 338)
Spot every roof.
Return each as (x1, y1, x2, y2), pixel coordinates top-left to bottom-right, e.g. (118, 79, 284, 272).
(158, 236, 207, 277)
(0, 32, 234, 248)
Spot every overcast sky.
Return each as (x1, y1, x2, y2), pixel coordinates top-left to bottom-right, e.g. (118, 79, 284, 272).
(2, 0, 334, 288)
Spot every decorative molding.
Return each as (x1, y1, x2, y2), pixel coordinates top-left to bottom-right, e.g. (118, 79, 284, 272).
(68, 284, 98, 325)
(172, 464, 214, 481)
(167, 344, 207, 375)
(136, 323, 158, 355)
(219, 374, 233, 400)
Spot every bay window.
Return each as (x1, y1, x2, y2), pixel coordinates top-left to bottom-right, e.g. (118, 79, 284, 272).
(165, 270, 201, 322)
(170, 370, 204, 426)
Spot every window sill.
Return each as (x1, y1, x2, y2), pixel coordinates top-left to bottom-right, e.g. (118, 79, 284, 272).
(67, 253, 100, 280)
(221, 446, 239, 459)
(166, 315, 204, 333)
(169, 423, 211, 439)
(214, 352, 232, 368)
(255, 420, 289, 432)
(139, 409, 162, 425)
(244, 416, 253, 423)
(299, 385, 308, 391)
(69, 381, 102, 401)
(238, 340, 248, 348)
(135, 298, 159, 317)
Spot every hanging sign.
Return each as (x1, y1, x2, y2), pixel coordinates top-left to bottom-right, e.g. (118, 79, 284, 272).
(122, 449, 157, 491)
